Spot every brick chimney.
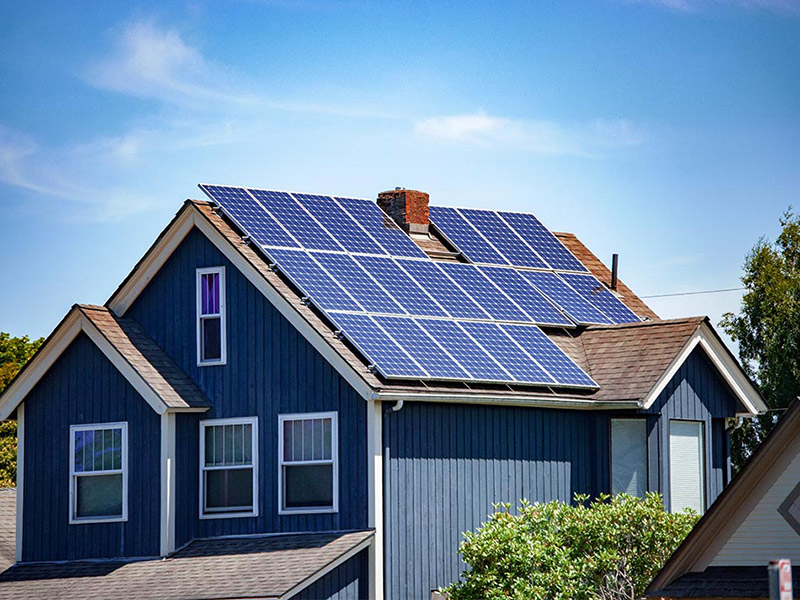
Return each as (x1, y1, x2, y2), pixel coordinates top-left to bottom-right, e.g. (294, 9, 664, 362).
(377, 188, 430, 234)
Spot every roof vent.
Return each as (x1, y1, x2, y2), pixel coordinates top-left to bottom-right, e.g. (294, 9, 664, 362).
(377, 188, 429, 235)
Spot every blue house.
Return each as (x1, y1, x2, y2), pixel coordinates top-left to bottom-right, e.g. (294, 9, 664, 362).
(0, 186, 765, 599)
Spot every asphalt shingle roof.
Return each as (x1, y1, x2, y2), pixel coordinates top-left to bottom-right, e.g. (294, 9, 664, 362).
(649, 566, 800, 598)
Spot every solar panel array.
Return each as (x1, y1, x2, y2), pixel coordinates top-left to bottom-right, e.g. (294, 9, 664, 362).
(200, 183, 641, 389)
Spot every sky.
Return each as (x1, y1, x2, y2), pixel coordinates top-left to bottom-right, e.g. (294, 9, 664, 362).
(1, 0, 799, 352)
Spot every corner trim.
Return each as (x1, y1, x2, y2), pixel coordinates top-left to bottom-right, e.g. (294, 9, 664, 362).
(367, 400, 384, 600)
(15, 403, 24, 562)
(160, 412, 177, 556)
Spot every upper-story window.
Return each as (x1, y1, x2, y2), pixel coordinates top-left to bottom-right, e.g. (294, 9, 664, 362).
(200, 417, 258, 518)
(610, 418, 647, 498)
(69, 422, 127, 524)
(279, 412, 338, 514)
(196, 267, 226, 366)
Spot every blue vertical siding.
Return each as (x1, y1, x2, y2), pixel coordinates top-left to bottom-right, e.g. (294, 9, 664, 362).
(645, 346, 738, 510)
(291, 549, 369, 600)
(22, 333, 160, 562)
(127, 228, 368, 546)
(383, 402, 605, 600)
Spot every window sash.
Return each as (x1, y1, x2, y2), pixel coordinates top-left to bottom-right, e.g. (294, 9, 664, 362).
(199, 418, 257, 518)
(196, 267, 226, 365)
(69, 422, 127, 523)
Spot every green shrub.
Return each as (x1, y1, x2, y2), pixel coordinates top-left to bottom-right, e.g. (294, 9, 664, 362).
(443, 493, 698, 600)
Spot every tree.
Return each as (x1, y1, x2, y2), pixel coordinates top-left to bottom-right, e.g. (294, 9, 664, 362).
(720, 208, 800, 471)
(0, 332, 44, 487)
(442, 493, 698, 600)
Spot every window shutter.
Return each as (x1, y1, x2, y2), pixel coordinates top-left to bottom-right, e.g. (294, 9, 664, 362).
(611, 419, 647, 497)
(669, 421, 705, 513)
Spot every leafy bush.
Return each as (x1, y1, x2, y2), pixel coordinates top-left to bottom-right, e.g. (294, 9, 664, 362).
(443, 493, 698, 600)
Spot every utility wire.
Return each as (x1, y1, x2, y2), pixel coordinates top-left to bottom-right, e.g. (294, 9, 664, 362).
(641, 286, 745, 299)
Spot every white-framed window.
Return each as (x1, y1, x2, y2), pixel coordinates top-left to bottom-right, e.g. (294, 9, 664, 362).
(69, 422, 128, 524)
(197, 266, 226, 366)
(199, 417, 258, 518)
(669, 420, 706, 514)
(610, 418, 648, 498)
(278, 412, 338, 514)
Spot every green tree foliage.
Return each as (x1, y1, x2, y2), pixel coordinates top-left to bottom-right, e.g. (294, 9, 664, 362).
(0, 332, 44, 487)
(721, 208, 800, 471)
(443, 493, 698, 600)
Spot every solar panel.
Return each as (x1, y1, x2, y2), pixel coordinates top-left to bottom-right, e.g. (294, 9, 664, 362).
(521, 271, 613, 325)
(416, 319, 512, 382)
(373, 316, 468, 379)
(248, 189, 343, 252)
(294, 193, 387, 255)
(335, 196, 426, 258)
(557, 273, 639, 324)
(396, 259, 489, 320)
(264, 248, 361, 312)
(459, 321, 554, 385)
(501, 324, 597, 388)
(310, 252, 405, 315)
(429, 206, 509, 265)
(480, 266, 572, 326)
(459, 208, 547, 269)
(438, 262, 529, 322)
(355, 256, 446, 318)
(327, 312, 426, 378)
(498, 211, 588, 272)
(199, 185, 299, 249)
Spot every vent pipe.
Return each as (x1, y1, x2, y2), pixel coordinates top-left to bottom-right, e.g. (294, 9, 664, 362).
(611, 254, 619, 291)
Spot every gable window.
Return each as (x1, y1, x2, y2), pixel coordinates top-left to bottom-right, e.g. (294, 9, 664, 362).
(279, 412, 338, 514)
(200, 417, 257, 518)
(670, 420, 706, 514)
(69, 422, 127, 523)
(197, 267, 226, 366)
(610, 418, 648, 498)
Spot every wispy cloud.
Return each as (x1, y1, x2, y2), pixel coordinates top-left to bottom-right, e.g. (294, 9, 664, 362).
(623, 0, 800, 15)
(413, 112, 644, 157)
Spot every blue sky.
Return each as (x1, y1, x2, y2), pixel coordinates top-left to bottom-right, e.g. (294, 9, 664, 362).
(2, 0, 799, 348)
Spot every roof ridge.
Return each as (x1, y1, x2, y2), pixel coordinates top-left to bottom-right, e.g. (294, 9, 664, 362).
(586, 316, 706, 331)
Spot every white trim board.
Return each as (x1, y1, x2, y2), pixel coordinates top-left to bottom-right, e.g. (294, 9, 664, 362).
(15, 403, 24, 562)
(367, 400, 384, 600)
(160, 412, 177, 556)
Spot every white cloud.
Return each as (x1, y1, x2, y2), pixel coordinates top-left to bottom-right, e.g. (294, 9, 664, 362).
(624, 0, 800, 14)
(413, 112, 644, 157)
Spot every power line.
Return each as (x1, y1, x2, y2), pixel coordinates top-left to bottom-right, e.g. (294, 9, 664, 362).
(641, 287, 745, 299)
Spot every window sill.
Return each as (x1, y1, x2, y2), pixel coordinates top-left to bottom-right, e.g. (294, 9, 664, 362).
(198, 360, 227, 367)
(279, 507, 338, 516)
(199, 510, 258, 520)
(69, 516, 127, 525)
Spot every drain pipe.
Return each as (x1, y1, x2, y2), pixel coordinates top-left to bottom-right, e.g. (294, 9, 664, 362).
(392, 399, 404, 412)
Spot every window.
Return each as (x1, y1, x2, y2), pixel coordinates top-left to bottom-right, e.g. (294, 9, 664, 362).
(200, 417, 257, 518)
(670, 420, 706, 514)
(611, 418, 648, 498)
(197, 267, 226, 365)
(279, 412, 338, 514)
(69, 422, 127, 523)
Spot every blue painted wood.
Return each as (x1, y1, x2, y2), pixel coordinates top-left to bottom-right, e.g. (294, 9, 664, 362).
(127, 228, 368, 546)
(644, 346, 738, 510)
(291, 549, 369, 600)
(22, 332, 160, 562)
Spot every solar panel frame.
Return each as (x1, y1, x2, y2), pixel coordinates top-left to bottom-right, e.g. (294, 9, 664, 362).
(293, 193, 387, 255)
(438, 262, 529, 322)
(429, 206, 510, 265)
(480, 266, 573, 327)
(335, 196, 427, 258)
(521, 270, 613, 325)
(558, 272, 641, 324)
(458, 208, 548, 269)
(355, 256, 447, 318)
(497, 210, 588, 272)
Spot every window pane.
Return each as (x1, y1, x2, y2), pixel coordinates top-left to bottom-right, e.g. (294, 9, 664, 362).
(611, 419, 647, 497)
(284, 464, 333, 509)
(313, 419, 324, 460)
(202, 273, 220, 316)
(283, 420, 293, 462)
(74, 430, 85, 472)
(243, 424, 252, 464)
(76, 474, 123, 518)
(303, 419, 314, 461)
(111, 429, 122, 470)
(201, 318, 222, 361)
(323, 419, 332, 461)
(292, 421, 303, 462)
(205, 468, 253, 510)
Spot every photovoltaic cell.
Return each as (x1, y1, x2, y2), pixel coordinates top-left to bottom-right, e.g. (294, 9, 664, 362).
(429, 206, 509, 265)
(335, 196, 426, 258)
(249, 189, 343, 252)
(521, 271, 613, 325)
(373, 316, 468, 379)
(498, 211, 588, 272)
(396, 259, 489, 320)
(459, 208, 547, 269)
(480, 266, 572, 326)
(416, 319, 511, 382)
(310, 252, 405, 315)
(355, 256, 446, 317)
(459, 321, 554, 385)
(264, 248, 361, 312)
(501, 324, 597, 388)
(439, 263, 528, 322)
(326, 312, 425, 378)
(558, 273, 640, 324)
(199, 185, 299, 249)
(294, 193, 386, 255)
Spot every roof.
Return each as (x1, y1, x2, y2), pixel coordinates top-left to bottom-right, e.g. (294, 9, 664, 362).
(649, 566, 800, 598)
(647, 399, 800, 596)
(0, 528, 373, 600)
(0, 491, 14, 572)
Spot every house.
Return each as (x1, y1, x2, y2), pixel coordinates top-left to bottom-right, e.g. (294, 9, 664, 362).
(0, 186, 766, 599)
(647, 397, 800, 599)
